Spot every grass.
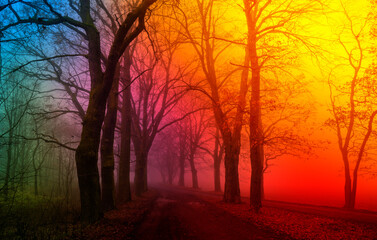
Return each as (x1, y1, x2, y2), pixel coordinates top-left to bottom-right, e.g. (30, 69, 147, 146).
(0, 191, 81, 239)
(0, 190, 159, 240)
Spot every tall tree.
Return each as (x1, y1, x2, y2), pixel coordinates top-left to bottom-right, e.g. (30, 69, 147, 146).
(242, 0, 320, 212)
(212, 128, 224, 192)
(130, 16, 191, 195)
(186, 109, 209, 189)
(100, 66, 119, 211)
(173, 0, 249, 203)
(177, 123, 187, 187)
(0, 0, 157, 222)
(118, 48, 133, 204)
(327, 2, 376, 209)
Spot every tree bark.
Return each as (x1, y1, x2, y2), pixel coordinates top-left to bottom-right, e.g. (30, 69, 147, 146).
(349, 111, 377, 208)
(222, 134, 241, 203)
(178, 133, 186, 187)
(134, 144, 148, 196)
(249, 56, 263, 213)
(4, 127, 12, 198)
(214, 158, 221, 192)
(244, 0, 263, 212)
(342, 151, 352, 209)
(100, 67, 119, 211)
(188, 153, 199, 189)
(132, 137, 150, 196)
(75, 0, 156, 222)
(213, 129, 223, 192)
(75, 89, 107, 222)
(118, 50, 132, 204)
(32, 139, 40, 196)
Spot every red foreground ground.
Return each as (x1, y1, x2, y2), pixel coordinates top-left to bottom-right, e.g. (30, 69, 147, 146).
(82, 185, 377, 240)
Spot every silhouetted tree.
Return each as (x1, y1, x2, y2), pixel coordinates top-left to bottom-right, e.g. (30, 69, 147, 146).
(242, 0, 320, 212)
(173, 0, 249, 203)
(327, 3, 377, 209)
(118, 48, 133, 204)
(0, 0, 157, 222)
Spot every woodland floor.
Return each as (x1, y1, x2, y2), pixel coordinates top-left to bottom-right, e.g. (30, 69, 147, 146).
(3, 186, 377, 239)
(84, 184, 377, 240)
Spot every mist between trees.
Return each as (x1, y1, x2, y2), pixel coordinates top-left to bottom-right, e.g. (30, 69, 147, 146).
(0, 0, 376, 237)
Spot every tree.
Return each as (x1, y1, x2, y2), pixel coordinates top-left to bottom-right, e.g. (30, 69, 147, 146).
(151, 128, 180, 185)
(0, 0, 157, 222)
(186, 109, 210, 189)
(118, 48, 133, 204)
(326, 2, 376, 209)
(1, 74, 35, 198)
(173, 0, 249, 203)
(177, 122, 187, 187)
(242, 0, 320, 212)
(100, 66, 119, 211)
(130, 15, 192, 195)
(212, 129, 224, 192)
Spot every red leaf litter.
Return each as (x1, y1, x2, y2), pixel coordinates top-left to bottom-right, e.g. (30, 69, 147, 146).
(203, 195, 377, 240)
(76, 191, 158, 240)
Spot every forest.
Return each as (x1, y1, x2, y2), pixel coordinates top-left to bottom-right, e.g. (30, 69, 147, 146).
(1, 0, 377, 239)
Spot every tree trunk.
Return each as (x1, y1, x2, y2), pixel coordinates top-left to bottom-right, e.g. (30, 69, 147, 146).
(100, 69, 119, 211)
(58, 148, 62, 196)
(75, 0, 156, 223)
(118, 51, 132, 204)
(214, 156, 221, 192)
(143, 161, 148, 190)
(245, 4, 264, 211)
(134, 145, 148, 196)
(344, 174, 352, 208)
(261, 168, 265, 200)
(342, 151, 353, 209)
(178, 135, 185, 187)
(188, 154, 199, 189)
(223, 135, 241, 203)
(178, 156, 185, 187)
(168, 169, 173, 185)
(209, 88, 241, 203)
(4, 127, 12, 198)
(34, 171, 38, 196)
(249, 65, 263, 213)
(32, 139, 40, 196)
(350, 180, 357, 209)
(213, 129, 222, 192)
(75, 91, 106, 222)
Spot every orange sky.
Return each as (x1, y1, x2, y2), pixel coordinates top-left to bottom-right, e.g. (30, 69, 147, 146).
(176, 0, 377, 211)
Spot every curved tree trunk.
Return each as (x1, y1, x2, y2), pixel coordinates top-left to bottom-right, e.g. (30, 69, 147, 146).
(75, 0, 156, 222)
(75, 91, 107, 223)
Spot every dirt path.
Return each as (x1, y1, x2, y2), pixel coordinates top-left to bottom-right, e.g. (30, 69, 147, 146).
(131, 185, 291, 240)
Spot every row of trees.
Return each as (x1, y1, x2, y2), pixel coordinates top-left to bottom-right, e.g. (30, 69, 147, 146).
(1, 0, 376, 224)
